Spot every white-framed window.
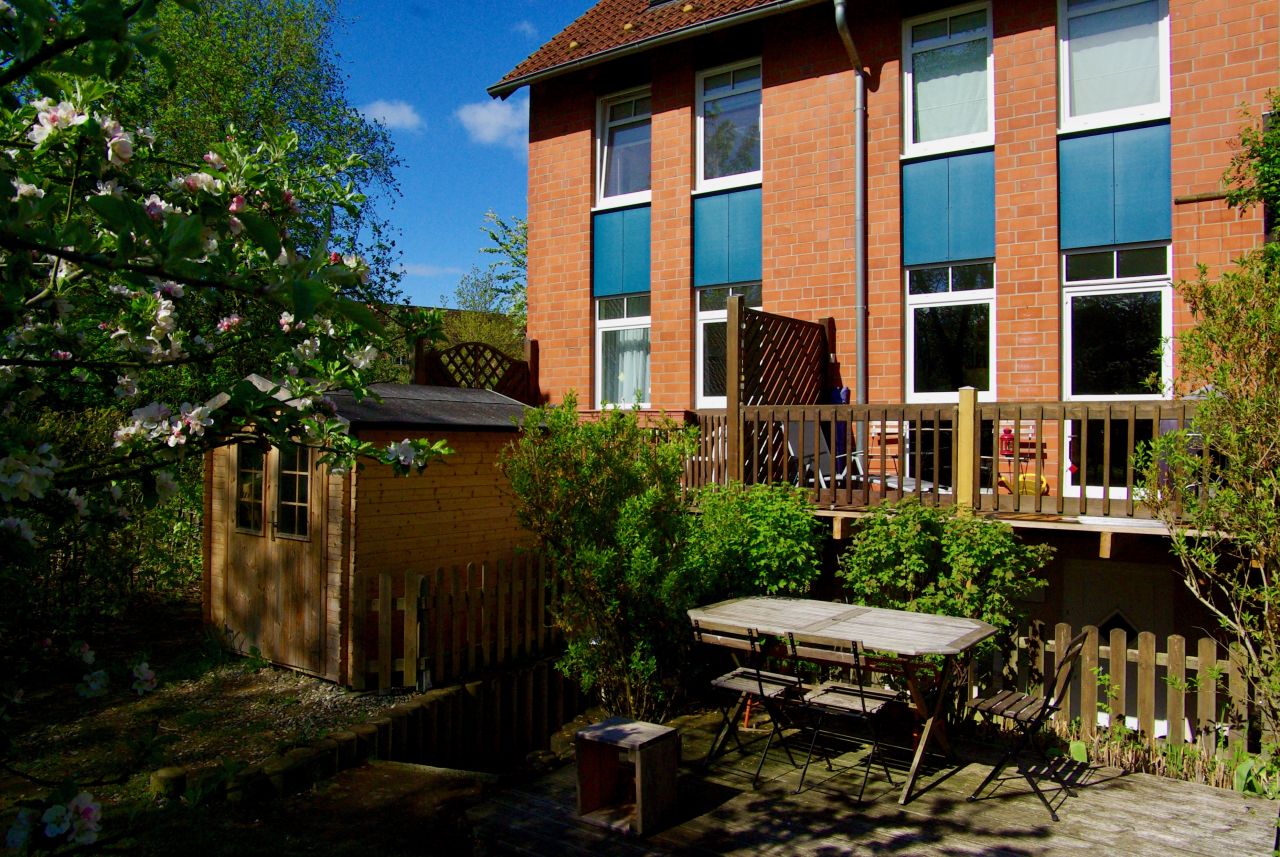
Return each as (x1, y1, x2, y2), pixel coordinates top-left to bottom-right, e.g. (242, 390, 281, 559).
(902, 3, 994, 158)
(1062, 243, 1172, 400)
(275, 443, 311, 540)
(1058, 0, 1170, 133)
(905, 261, 996, 402)
(596, 88, 652, 208)
(696, 59, 762, 193)
(695, 283, 762, 408)
(596, 294, 651, 408)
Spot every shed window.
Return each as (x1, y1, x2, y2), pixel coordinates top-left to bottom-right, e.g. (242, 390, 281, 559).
(235, 445, 265, 533)
(275, 444, 310, 539)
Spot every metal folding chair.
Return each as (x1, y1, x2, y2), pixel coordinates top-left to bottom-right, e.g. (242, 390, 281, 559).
(785, 633, 904, 798)
(694, 619, 802, 786)
(967, 630, 1090, 821)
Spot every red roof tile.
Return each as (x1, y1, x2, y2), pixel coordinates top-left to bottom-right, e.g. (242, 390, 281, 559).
(490, 0, 822, 96)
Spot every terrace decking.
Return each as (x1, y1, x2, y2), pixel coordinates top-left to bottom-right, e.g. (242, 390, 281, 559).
(468, 713, 1276, 856)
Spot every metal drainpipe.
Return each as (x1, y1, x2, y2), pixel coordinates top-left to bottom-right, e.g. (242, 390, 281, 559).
(833, 0, 868, 407)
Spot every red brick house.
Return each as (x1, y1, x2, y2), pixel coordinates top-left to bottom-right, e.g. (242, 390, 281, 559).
(491, 0, 1275, 413)
(488, 0, 1279, 659)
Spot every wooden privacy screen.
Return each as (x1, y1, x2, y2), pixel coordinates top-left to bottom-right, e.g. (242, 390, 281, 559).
(735, 303, 831, 406)
(364, 554, 556, 691)
(414, 339, 540, 405)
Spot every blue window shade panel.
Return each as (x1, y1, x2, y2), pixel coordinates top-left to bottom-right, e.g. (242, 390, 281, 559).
(694, 187, 762, 286)
(593, 205, 651, 296)
(1060, 122, 1170, 249)
(902, 150, 994, 266)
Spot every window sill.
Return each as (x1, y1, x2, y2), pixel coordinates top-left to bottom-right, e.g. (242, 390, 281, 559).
(901, 134, 994, 161)
(1058, 105, 1170, 137)
(593, 192, 652, 212)
(693, 174, 762, 196)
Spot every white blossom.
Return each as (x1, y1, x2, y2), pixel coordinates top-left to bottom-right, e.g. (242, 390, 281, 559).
(386, 439, 416, 467)
(346, 344, 378, 369)
(10, 178, 44, 201)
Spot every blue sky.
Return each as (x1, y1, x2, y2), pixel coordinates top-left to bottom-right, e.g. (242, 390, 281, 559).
(334, 1, 581, 308)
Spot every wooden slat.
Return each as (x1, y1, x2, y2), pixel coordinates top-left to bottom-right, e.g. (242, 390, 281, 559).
(1137, 631, 1156, 740)
(1079, 625, 1098, 738)
(404, 573, 423, 688)
(450, 564, 463, 681)
(496, 557, 508, 665)
(1167, 634, 1185, 745)
(378, 572, 393, 690)
(1109, 628, 1127, 724)
(1228, 643, 1247, 751)
(1197, 637, 1218, 755)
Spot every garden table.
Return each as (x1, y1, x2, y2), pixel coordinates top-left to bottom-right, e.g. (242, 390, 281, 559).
(688, 596, 997, 804)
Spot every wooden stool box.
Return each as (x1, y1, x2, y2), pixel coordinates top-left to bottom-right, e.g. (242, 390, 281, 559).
(575, 717, 679, 836)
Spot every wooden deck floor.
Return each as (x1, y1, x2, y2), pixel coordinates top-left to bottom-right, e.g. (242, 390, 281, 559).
(468, 714, 1277, 856)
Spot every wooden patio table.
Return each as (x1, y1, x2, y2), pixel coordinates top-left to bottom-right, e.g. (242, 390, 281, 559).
(688, 596, 997, 805)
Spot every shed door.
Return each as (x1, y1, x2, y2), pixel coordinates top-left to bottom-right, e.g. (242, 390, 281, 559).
(225, 443, 324, 674)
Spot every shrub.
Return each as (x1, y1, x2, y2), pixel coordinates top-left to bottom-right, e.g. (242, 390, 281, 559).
(837, 499, 1051, 648)
(685, 482, 824, 601)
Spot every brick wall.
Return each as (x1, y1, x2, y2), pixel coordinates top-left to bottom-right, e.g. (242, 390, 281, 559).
(523, 0, 1277, 410)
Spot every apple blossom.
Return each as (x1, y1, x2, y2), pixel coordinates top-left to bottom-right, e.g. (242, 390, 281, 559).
(216, 314, 242, 334)
(386, 439, 416, 467)
(131, 661, 157, 694)
(66, 793, 101, 845)
(203, 151, 226, 170)
(76, 669, 108, 698)
(10, 178, 43, 200)
(228, 193, 246, 213)
(346, 344, 378, 369)
(0, 517, 33, 543)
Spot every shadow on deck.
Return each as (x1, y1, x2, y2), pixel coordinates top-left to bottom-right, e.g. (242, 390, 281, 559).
(468, 711, 1276, 856)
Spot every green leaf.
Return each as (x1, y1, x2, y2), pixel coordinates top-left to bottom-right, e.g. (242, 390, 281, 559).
(1069, 740, 1089, 763)
(86, 193, 148, 237)
(289, 280, 329, 321)
(235, 211, 281, 261)
(1234, 756, 1254, 793)
(165, 213, 205, 260)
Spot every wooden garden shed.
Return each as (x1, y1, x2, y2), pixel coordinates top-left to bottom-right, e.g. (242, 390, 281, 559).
(202, 382, 534, 689)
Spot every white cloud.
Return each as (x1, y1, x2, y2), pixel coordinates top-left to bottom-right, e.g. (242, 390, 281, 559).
(455, 96, 529, 153)
(512, 20, 538, 39)
(360, 99, 424, 132)
(400, 263, 465, 278)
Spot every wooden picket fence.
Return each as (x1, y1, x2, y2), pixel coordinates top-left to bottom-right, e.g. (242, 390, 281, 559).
(366, 554, 556, 691)
(982, 622, 1249, 754)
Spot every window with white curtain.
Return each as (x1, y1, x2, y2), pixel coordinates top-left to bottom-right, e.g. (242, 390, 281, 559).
(596, 294, 651, 407)
(597, 89, 651, 207)
(697, 59, 762, 192)
(905, 261, 996, 402)
(902, 4, 993, 158)
(695, 283, 761, 408)
(1059, 0, 1169, 132)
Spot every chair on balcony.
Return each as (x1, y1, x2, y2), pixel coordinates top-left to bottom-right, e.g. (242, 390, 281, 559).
(693, 618, 803, 786)
(966, 630, 1090, 821)
(784, 421, 864, 490)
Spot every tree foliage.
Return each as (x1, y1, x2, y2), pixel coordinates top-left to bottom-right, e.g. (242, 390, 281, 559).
(0, 0, 447, 641)
(1141, 95, 1280, 733)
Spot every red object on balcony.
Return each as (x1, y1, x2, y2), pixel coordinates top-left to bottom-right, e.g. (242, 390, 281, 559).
(999, 427, 1015, 457)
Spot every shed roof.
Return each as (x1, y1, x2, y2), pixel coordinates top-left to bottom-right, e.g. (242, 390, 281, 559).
(490, 0, 824, 97)
(330, 384, 528, 432)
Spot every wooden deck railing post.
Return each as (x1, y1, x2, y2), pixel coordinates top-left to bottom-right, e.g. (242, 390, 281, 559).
(727, 296, 743, 483)
(956, 387, 977, 509)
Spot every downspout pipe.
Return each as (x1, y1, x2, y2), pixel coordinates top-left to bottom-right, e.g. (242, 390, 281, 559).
(833, 0, 868, 407)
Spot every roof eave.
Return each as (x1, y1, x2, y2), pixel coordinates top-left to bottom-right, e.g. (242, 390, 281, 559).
(487, 0, 826, 99)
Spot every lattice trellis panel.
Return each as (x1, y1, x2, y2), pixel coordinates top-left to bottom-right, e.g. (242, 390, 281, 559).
(739, 308, 828, 406)
(416, 341, 537, 404)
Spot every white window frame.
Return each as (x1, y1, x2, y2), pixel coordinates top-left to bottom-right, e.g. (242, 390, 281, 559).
(595, 87, 652, 210)
(1058, 0, 1170, 134)
(695, 284, 762, 409)
(1061, 243, 1173, 402)
(696, 58, 763, 194)
(904, 261, 997, 403)
(595, 295, 652, 409)
(902, 2, 995, 159)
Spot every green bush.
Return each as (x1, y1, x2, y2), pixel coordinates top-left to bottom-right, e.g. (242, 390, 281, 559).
(501, 395, 697, 721)
(837, 499, 1051, 647)
(686, 482, 823, 600)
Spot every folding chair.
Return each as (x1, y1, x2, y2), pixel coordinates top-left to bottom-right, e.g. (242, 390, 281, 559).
(785, 421, 864, 490)
(693, 619, 802, 786)
(966, 630, 1089, 821)
(785, 633, 903, 798)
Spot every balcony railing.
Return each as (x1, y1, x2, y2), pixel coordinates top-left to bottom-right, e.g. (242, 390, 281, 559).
(687, 394, 1198, 525)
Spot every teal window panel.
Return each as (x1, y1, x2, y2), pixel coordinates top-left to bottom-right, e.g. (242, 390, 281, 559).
(694, 187, 762, 286)
(948, 150, 995, 262)
(1114, 122, 1171, 245)
(1060, 122, 1170, 250)
(593, 205, 651, 296)
(902, 157, 949, 266)
(902, 150, 994, 266)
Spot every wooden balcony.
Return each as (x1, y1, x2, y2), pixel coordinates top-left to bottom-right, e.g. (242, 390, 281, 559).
(685, 298, 1198, 532)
